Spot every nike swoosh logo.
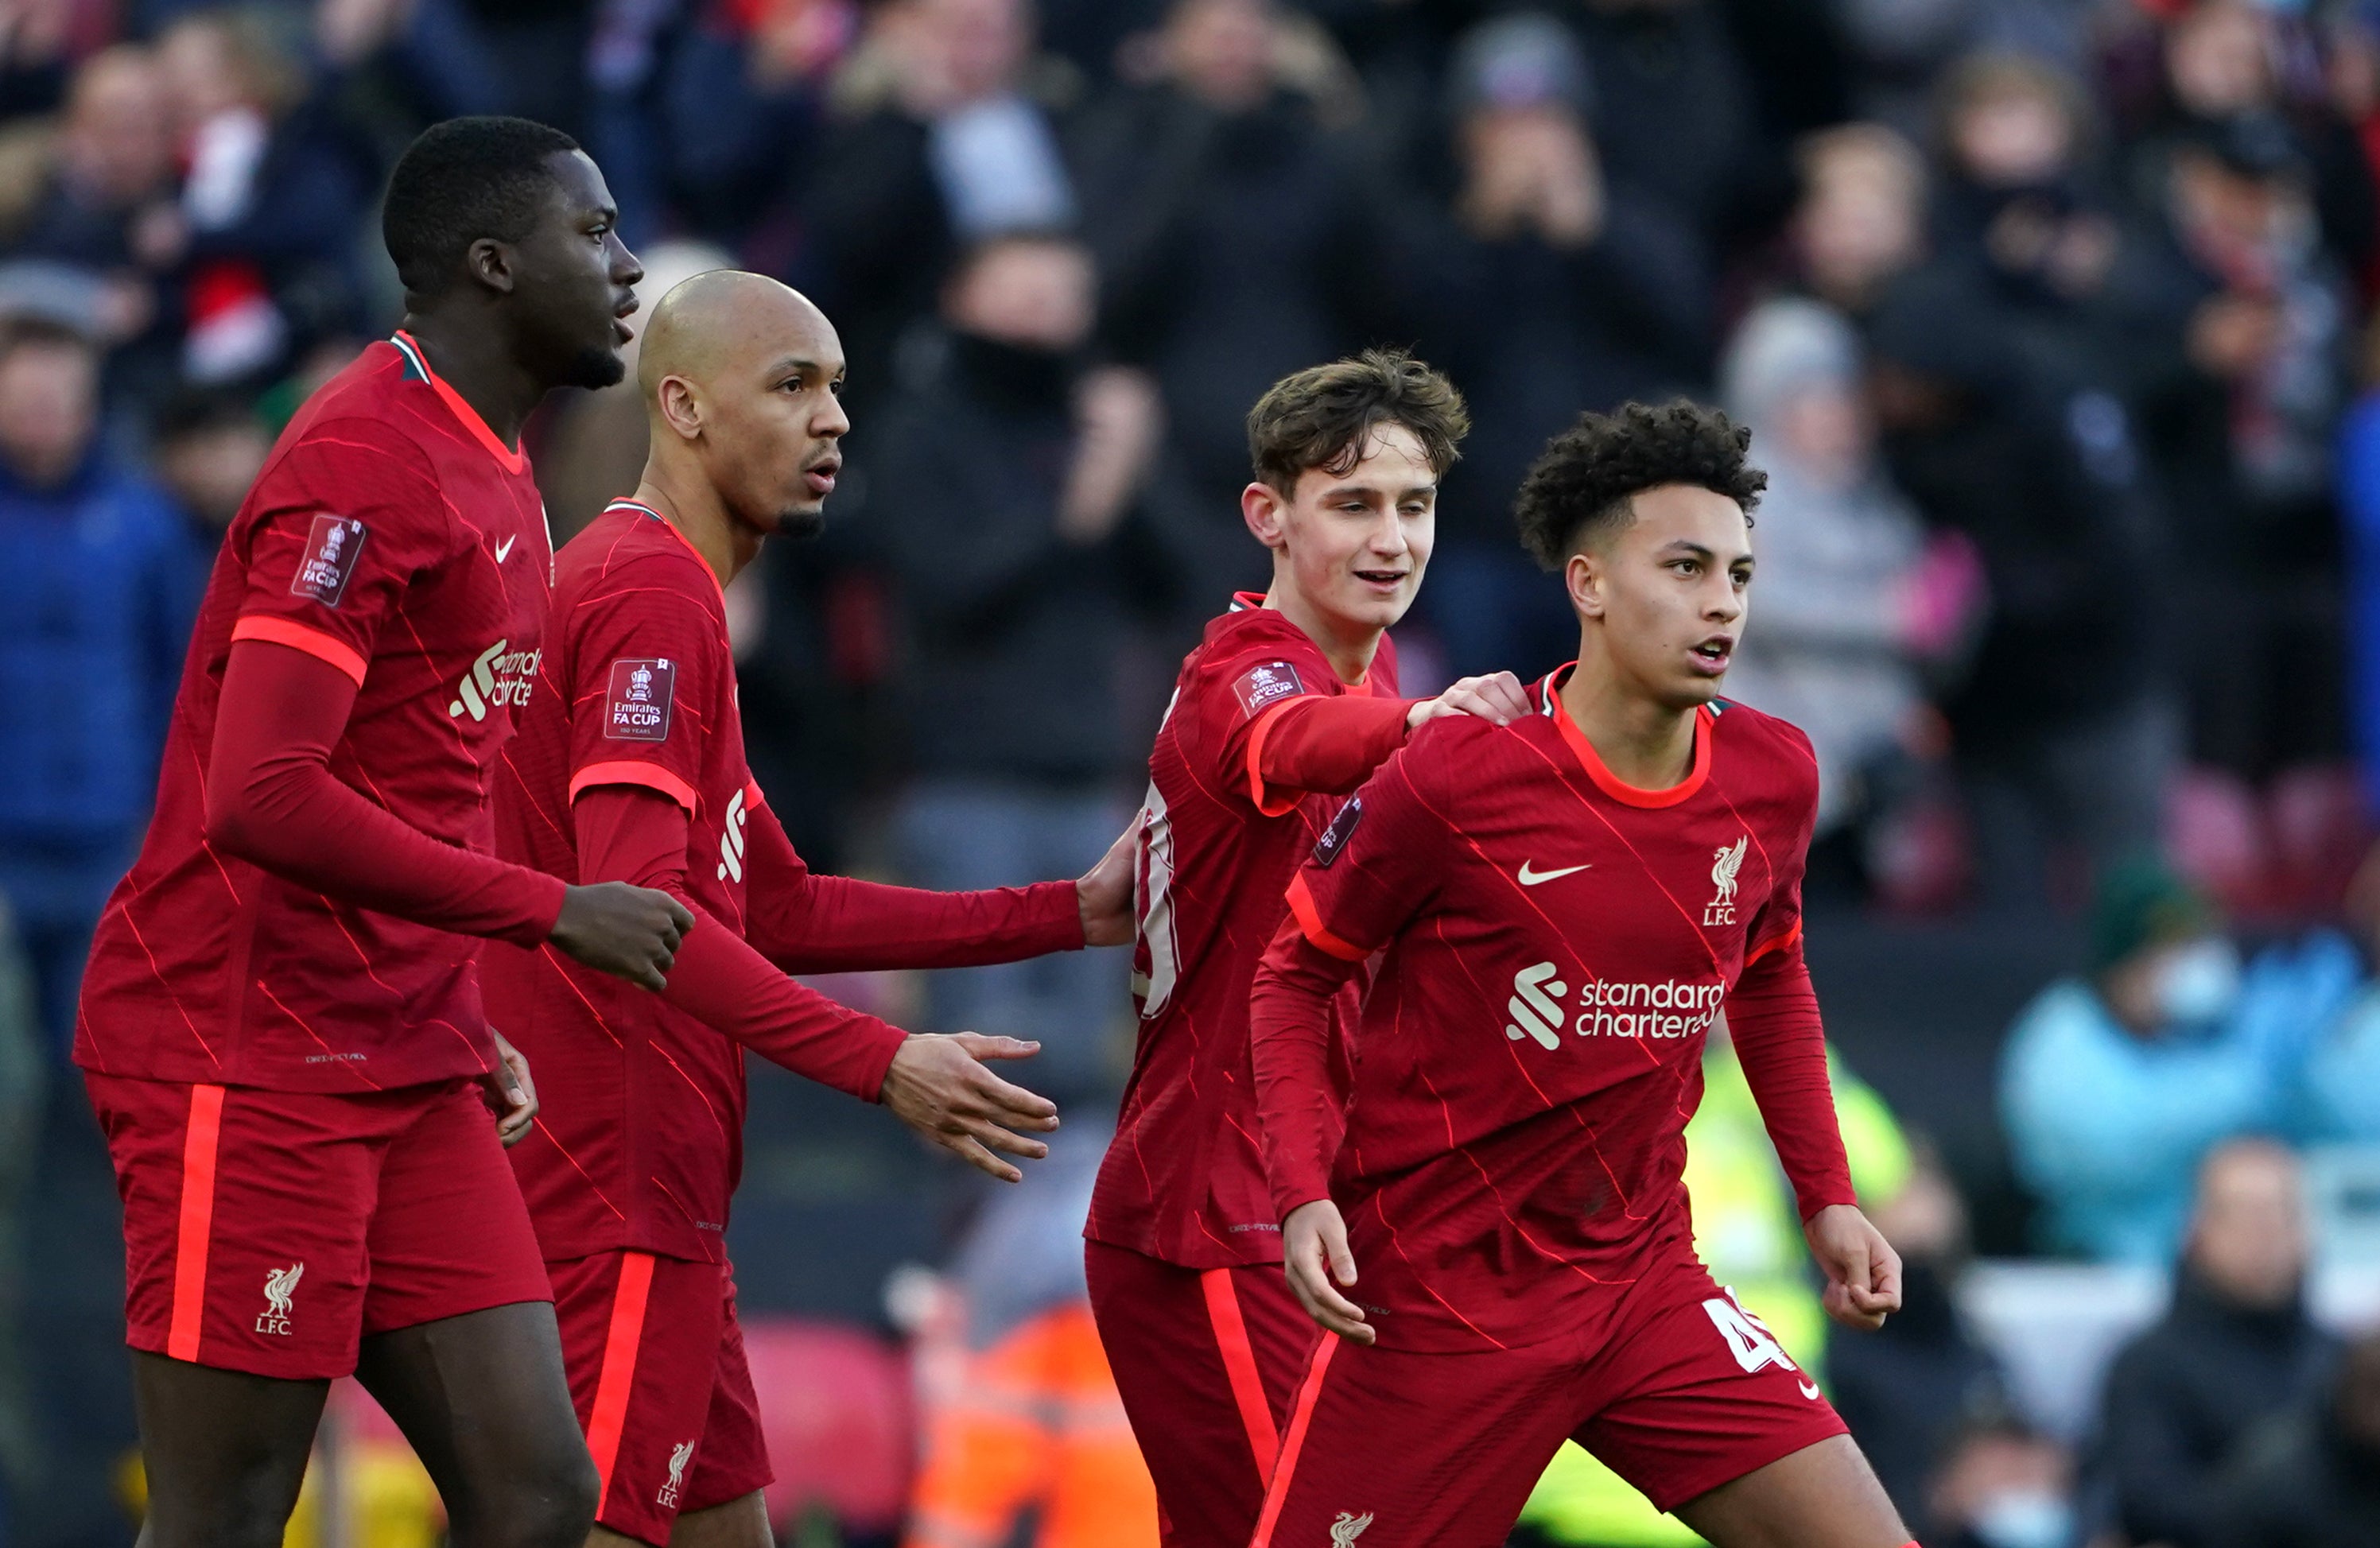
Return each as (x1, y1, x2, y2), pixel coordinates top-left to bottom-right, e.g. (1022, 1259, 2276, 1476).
(1516, 862, 1590, 887)
(1798, 1379, 1822, 1400)
(494, 535, 518, 563)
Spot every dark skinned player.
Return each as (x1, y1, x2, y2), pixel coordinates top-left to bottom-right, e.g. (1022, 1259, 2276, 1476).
(75, 118, 682, 1548)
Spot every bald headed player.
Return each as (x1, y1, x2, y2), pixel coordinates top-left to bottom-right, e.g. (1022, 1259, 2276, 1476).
(485, 270, 1136, 1547)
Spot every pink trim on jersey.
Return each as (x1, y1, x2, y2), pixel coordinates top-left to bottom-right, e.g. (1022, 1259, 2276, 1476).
(1248, 1332, 1339, 1548)
(1200, 1268, 1282, 1484)
(1285, 873, 1368, 962)
(569, 760, 700, 815)
(390, 331, 525, 474)
(1545, 665, 1714, 808)
(585, 1251, 656, 1511)
(229, 615, 368, 687)
(1745, 922, 1803, 965)
(167, 1084, 226, 1361)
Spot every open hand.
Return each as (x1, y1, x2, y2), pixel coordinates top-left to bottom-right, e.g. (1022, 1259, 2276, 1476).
(879, 1032, 1061, 1183)
(482, 1029, 538, 1147)
(1407, 671, 1529, 731)
(1077, 816, 1141, 948)
(1283, 1199, 1374, 1344)
(1804, 1203, 1902, 1330)
(549, 881, 693, 991)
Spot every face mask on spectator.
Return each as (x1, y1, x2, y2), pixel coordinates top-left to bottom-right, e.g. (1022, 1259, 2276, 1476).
(1970, 1489, 2075, 1548)
(2156, 937, 2242, 1026)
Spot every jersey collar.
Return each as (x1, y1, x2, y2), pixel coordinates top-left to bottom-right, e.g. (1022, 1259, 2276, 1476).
(1541, 662, 1713, 809)
(607, 498, 727, 601)
(389, 331, 526, 475)
(1229, 590, 1375, 694)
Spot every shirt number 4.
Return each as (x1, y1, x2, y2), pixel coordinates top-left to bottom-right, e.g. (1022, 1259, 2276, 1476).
(1702, 1288, 1797, 1375)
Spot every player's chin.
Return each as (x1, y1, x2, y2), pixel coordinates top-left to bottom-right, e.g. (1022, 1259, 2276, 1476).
(1335, 579, 1414, 630)
(562, 342, 628, 392)
(772, 504, 826, 541)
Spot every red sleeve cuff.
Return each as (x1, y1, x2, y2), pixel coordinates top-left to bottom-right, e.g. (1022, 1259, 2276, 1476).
(570, 760, 700, 814)
(231, 615, 367, 687)
(1285, 873, 1369, 962)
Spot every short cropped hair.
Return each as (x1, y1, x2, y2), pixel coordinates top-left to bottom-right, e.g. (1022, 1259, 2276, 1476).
(1247, 348, 1470, 494)
(1514, 399, 1766, 568)
(382, 116, 583, 297)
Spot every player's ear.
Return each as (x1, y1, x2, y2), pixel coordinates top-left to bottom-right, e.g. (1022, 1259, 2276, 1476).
(655, 374, 703, 441)
(1241, 480, 1290, 552)
(464, 237, 516, 297)
(1566, 549, 1604, 619)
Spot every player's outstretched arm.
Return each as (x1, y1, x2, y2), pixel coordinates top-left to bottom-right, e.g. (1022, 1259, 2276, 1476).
(204, 640, 691, 988)
(1229, 671, 1528, 811)
(573, 785, 1061, 1173)
(738, 796, 1105, 972)
(878, 1032, 1062, 1184)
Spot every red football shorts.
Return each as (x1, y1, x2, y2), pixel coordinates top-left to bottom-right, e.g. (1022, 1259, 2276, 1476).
(549, 1249, 772, 1547)
(1250, 1254, 1849, 1548)
(1086, 1241, 1319, 1548)
(88, 1073, 553, 1381)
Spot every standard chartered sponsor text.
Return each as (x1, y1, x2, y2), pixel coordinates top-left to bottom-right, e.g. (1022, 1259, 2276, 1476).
(1573, 977, 1726, 1039)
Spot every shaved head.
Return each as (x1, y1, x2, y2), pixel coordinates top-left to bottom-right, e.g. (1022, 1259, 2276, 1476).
(638, 269, 848, 541)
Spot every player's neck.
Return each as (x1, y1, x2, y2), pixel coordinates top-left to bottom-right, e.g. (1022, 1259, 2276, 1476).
(1260, 583, 1380, 686)
(1558, 645, 1698, 790)
(629, 466, 759, 587)
(396, 311, 542, 450)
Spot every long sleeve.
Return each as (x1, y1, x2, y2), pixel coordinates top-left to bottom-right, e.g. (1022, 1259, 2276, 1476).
(573, 785, 908, 1101)
(204, 636, 565, 945)
(1249, 911, 1367, 1220)
(1725, 939, 1856, 1221)
(740, 797, 1083, 972)
(1229, 694, 1417, 811)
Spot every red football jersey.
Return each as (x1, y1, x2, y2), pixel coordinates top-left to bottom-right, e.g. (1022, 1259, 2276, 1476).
(76, 332, 551, 1091)
(1085, 596, 1398, 1268)
(1262, 669, 1827, 1352)
(487, 499, 771, 1263)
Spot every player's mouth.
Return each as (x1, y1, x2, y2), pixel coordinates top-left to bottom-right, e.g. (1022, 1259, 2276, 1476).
(802, 454, 841, 498)
(1353, 567, 1409, 595)
(1688, 635, 1734, 675)
(612, 293, 640, 346)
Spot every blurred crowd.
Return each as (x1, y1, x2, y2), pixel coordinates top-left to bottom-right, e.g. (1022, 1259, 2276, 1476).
(5, 0, 2380, 1545)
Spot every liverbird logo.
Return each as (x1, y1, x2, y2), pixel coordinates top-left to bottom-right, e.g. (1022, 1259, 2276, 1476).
(256, 1262, 303, 1335)
(1704, 835, 1748, 926)
(658, 1440, 693, 1507)
(1330, 1511, 1375, 1546)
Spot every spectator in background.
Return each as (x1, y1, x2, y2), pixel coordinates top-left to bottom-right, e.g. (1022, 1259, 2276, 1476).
(1998, 858, 2359, 1263)
(155, 6, 371, 389)
(864, 231, 1155, 1108)
(1077, 0, 1385, 609)
(148, 386, 265, 545)
(1718, 295, 1980, 902)
(1830, 1145, 2013, 1528)
(0, 318, 195, 1057)
(804, 0, 1081, 417)
(0, 43, 184, 402)
(2094, 1139, 2339, 1548)
(1785, 122, 1930, 321)
(1921, 1420, 2076, 1548)
(1396, 11, 1713, 681)
(1931, 52, 2120, 314)
(2207, 1327, 2380, 1548)
(1563, 0, 1765, 249)
(1868, 246, 2168, 907)
(2109, 114, 2356, 902)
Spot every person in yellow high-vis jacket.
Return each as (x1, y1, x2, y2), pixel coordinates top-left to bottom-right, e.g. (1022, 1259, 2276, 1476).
(1516, 1033, 1912, 1547)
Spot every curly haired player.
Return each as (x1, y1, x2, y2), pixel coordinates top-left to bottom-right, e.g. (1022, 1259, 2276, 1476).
(1244, 402, 1913, 1548)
